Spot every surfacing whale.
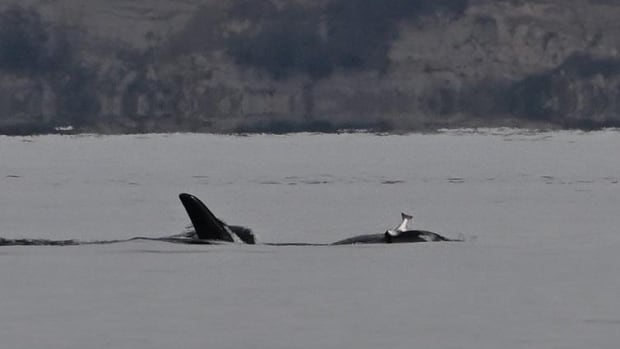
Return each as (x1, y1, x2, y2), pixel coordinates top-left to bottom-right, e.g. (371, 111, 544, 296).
(0, 193, 459, 247)
(178, 193, 458, 245)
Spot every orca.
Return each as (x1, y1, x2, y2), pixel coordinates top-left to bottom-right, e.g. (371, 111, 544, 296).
(178, 193, 256, 244)
(0, 194, 458, 247)
(178, 193, 457, 245)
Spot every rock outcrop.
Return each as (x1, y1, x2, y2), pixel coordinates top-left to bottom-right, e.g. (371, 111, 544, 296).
(1, 0, 620, 134)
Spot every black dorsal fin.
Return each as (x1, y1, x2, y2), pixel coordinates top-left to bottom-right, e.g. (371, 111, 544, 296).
(178, 193, 235, 242)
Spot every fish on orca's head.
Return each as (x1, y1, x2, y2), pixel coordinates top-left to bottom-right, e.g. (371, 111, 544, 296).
(383, 212, 452, 243)
(395, 212, 413, 232)
(384, 212, 415, 241)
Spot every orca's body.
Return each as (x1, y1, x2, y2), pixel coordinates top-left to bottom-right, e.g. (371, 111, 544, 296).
(178, 193, 255, 244)
(0, 193, 458, 247)
(179, 193, 457, 245)
(331, 230, 452, 245)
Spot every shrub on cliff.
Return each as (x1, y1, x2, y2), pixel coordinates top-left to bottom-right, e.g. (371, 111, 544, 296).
(0, 5, 78, 76)
(0, 5, 99, 129)
(506, 53, 620, 127)
(225, 0, 469, 79)
(226, 2, 331, 79)
(0, 5, 49, 75)
(325, 0, 468, 72)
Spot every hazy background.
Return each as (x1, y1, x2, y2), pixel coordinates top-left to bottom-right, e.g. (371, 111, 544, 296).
(1, 0, 620, 134)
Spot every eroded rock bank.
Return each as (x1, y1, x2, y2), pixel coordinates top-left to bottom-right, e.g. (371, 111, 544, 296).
(1, 0, 620, 134)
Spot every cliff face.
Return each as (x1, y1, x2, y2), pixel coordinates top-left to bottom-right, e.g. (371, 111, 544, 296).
(1, 0, 620, 134)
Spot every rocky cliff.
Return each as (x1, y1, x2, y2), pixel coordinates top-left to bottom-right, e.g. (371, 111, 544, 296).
(1, 0, 620, 134)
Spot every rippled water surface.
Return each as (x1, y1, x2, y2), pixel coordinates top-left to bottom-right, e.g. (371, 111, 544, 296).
(1, 130, 619, 348)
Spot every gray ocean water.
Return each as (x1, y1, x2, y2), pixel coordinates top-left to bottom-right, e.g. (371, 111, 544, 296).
(1, 130, 619, 348)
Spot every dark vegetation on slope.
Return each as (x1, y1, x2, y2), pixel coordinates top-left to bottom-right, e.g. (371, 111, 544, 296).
(0, 5, 99, 132)
(225, 0, 468, 79)
(505, 53, 620, 128)
(1, 1, 620, 135)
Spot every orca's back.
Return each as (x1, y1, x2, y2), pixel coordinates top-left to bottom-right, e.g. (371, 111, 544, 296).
(179, 193, 235, 241)
(386, 230, 452, 243)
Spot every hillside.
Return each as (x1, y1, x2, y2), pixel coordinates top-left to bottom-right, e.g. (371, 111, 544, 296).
(1, 0, 620, 134)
